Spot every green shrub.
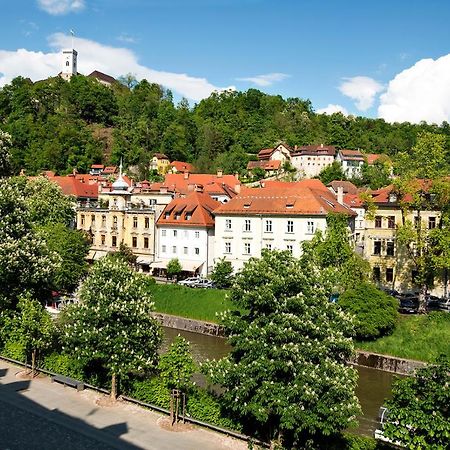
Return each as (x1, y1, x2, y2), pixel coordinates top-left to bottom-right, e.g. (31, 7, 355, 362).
(2, 340, 26, 361)
(129, 377, 170, 409)
(339, 283, 398, 340)
(43, 353, 84, 380)
(186, 388, 242, 432)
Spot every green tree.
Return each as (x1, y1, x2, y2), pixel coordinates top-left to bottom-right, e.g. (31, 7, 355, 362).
(63, 256, 162, 400)
(11, 293, 55, 376)
(158, 335, 196, 392)
(0, 129, 12, 177)
(383, 356, 450, 449)
(39, 223, 90, 292)
(338, 283, 398, 340)
(167, 258, 182, 280)
(204, 250, 360, 448)
(109, 241, 137, 267)
(360, 157, 392, 189)
(210, 258, 234, 289)
(318, 161, 347, 185)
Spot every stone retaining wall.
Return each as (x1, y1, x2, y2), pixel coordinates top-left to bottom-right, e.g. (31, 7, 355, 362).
(153, 312, 427, 375)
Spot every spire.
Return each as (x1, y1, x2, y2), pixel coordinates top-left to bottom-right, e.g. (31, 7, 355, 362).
(112, 158, 129, 191)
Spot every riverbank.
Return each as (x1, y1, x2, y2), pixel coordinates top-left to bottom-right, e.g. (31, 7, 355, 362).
(150, 285, 449, 364)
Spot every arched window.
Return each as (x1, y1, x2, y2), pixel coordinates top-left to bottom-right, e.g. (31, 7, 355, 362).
(66, 61, 70, 67)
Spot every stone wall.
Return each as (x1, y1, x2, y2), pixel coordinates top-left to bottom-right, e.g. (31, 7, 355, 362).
(151, 312, 224, 337)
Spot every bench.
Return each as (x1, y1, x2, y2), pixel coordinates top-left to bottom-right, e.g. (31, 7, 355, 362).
(51, 374, 84, 391)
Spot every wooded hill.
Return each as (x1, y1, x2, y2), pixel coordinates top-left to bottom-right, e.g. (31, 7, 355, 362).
(1, 74, 450, 179)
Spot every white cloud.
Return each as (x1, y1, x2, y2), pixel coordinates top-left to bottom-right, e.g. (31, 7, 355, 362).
(117, 33, 137, 44)
(0, 33, 233, 101)
(316, 104, 348, 116)
(236, 72, 290, 87)
(37, 0, 85, 15)
(378, 54, 450, 124)
(339, 76, 384, 111)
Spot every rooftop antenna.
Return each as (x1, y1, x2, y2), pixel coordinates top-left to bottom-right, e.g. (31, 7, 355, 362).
(70, 29, 75, 49)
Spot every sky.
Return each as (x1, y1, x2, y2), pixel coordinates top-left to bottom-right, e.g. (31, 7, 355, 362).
(0, 0, 450, 123)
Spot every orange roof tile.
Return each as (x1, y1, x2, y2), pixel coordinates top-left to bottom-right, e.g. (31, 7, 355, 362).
(163, 173, 240, 197)
(47, 176, 98, 199)
(339, 149, 364, 160)
(328, 180, 358, 194)
(157, 191, 221, 228)
(170, 161, 196, 173)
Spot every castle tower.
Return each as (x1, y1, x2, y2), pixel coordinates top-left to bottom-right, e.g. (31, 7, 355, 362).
(61, 48, 78, 81)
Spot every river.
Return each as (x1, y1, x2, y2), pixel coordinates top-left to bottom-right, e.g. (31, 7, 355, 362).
(162, 327, 402, 437)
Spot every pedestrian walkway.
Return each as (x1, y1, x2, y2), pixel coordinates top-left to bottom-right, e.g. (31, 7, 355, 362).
(0, 360, 246, 450)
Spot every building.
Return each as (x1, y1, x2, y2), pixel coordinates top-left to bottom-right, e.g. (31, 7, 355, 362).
(154, 189, 220, 277)
(257, 143, 291, 162)
(247, 159, 282, 176)
(150, 153, 170, 175)
(336, 149, 365, 178)
(60, 48, 78, 81)
(213, 179, 356, 271)
(88, 70, 117, 87)
(169, 161, 196, 174)
(290, 144, 336, 178)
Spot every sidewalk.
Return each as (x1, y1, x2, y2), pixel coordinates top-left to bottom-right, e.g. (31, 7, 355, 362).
(0, 360, 247, 450)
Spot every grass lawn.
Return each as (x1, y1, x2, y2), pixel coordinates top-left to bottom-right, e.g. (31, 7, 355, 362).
(357, 312, 450, 363)
(149, 284, 235, 323)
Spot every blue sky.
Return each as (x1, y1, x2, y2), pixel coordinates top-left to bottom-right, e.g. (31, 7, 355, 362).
(1, 0, 450, 123)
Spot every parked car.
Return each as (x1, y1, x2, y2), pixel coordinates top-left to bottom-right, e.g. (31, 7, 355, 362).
(382, 287, 400, 297)
(438, 297, 450, 312)
(426, 295, 441, 311)
(178, 277, 201, 287)
(398, 295, 419, 314)
(193, 278, 215, 289)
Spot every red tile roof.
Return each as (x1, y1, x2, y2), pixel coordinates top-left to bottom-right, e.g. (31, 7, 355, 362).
(157, 191, 220, 228)
(163, 173, 240, 197)
(261, 179, 330, 192)
(102, 166, 117, 174)
(328, 180, 359, 194)
(88, 71, 116, 85)
(47, 176, 98, 199)
(214, 181, 355, 216)
(339, 149, 364, 161)
(153, 153, 169, 160)
(247, 160, 282, 170)
(291, 145, 336, 157)
(170, 161, 196, 173)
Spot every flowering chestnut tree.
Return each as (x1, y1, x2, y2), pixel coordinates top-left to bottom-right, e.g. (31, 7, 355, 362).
(63, 256, 162, 400)
(204, 250, 360, 448)
(0, 130, 12, 177)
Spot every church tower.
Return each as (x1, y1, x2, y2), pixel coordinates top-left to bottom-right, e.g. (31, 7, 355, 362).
(61, 48, 78, 81)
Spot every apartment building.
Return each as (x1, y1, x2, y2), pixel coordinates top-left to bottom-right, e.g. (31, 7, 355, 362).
(290, 144, 336, 178)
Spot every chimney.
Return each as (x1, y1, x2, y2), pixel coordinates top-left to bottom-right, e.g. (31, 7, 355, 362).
(234, 172, 239, 180)
(320, 143, 324, 148)
(184, 171, 189, 180)
(187, 183, 195, 192)
(234, 183, 241, 194)
(160, 185, 168, 194)
(294, 145, 298, 150)
(195, 184, 204, 193)
(337, 186, 344, 205)
(217, 169, 223, 178)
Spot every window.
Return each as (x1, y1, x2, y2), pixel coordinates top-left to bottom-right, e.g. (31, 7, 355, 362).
(144, 217, 150, 229)
(266, 243, 272, 250)
(195, 231, 200, 238)
(244, 219, 251, 232)
(162, 229, 166, 237)
(386, 268, 394, 283)
(225, 242, 231, 254)
(183, 247, 188, 255)
(101, 215, 106, 227)
(225, 219, 232, 230)
(375, 216, 382, 228)
(80, 214, 85, 226)
(184, 230, 188, 238)
(162, 245, 166, 253)
(101, 234, 105, 245)
(164, 212, 170, 219)
(113, 216, 118, 229)
(195, 248, 200, 255)
(91, 215, 95, 225)
(175, 213, 181, 220)
(386, 241, 395, 256)
(173, 230, 177, 237)
(244, 243, 251, 254)
(373, 240, 382, 255)
(144, 237, 149, 249)
(172, 246, 176, 254)
(132, 237, 137, 248)
(387, 216, 395, 229)
(66, 61, 69, 67)
(372, 267, 381, 282)
(307, 221, 315, 234)
(112, 236, 117, 247)
(185, 213, 192, 220)
(414, 216, 420, 228)
(428, 217, 436, 230)
(287, 220, 294, 233)
(265, 220, 272, 233)
(133, 216, 138, 228)
(286, 244, 293, 254)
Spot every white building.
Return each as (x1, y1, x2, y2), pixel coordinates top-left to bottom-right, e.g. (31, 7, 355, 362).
(61, 48, 78, 81)
(290, 144, 336, 178)
(213, 179, 356, 272)
(336, 149, 365, 178)
(154, 190, 220, 277)
(257, 143, 291, 163)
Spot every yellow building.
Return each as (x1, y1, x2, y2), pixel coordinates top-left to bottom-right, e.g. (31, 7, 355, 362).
(150, 153, 170, 175)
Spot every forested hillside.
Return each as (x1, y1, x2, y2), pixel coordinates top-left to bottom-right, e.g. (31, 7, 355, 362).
(1, 74, 449, 179)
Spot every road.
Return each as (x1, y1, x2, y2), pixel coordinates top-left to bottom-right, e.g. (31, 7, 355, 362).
(0, 360, 246, 450)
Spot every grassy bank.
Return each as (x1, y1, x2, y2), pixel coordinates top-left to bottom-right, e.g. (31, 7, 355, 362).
(357, 312, 450, 363)
(149, 284, 234, 322)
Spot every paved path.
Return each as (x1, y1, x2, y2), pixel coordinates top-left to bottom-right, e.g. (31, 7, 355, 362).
(0, 361, 246, 450)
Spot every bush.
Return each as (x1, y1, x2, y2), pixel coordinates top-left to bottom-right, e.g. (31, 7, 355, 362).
(339, 283, 398, 340)
(43, 353, 84, 380)
(2, 340, 26, 361)
(210, 258, 234, 289)
(129, 377, 170, 409)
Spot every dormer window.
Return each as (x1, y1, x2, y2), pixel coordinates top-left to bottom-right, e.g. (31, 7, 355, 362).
(185, 213, 192, 220)
(164, 212, 170, 219)
(389, 193, 397, 203)
(175, 213, 181, 220)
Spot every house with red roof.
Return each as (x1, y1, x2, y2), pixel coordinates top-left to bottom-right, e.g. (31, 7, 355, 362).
(257, 143, 291, 162)
(170, 161, 196, 174)
(247, 159, 282, 176)
(290, 144, 336, 178)
(213, 180, 355, 271)
(153, 189, 221, 277)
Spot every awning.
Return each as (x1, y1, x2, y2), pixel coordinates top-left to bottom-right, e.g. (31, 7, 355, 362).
(150, 260, 169, 270)
(180, 260, 204, 272)
(136, 256, 154, 265)
(93, 251, 108, 260)
(86, 250, 96, 260)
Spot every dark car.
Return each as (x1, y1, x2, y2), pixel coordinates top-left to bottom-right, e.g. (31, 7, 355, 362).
(398, 297, 419, 314)
(438, 297, 450, 312)
(426, 295, 441, 311)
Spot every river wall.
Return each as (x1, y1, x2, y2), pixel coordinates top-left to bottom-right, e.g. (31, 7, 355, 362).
(153, 312, 427, 375)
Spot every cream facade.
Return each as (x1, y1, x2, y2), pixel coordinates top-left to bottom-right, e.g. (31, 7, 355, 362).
(291, 153, 335, 178)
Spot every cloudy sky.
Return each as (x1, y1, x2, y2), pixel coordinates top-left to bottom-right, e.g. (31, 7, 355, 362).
(1, 0, 450, 124)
